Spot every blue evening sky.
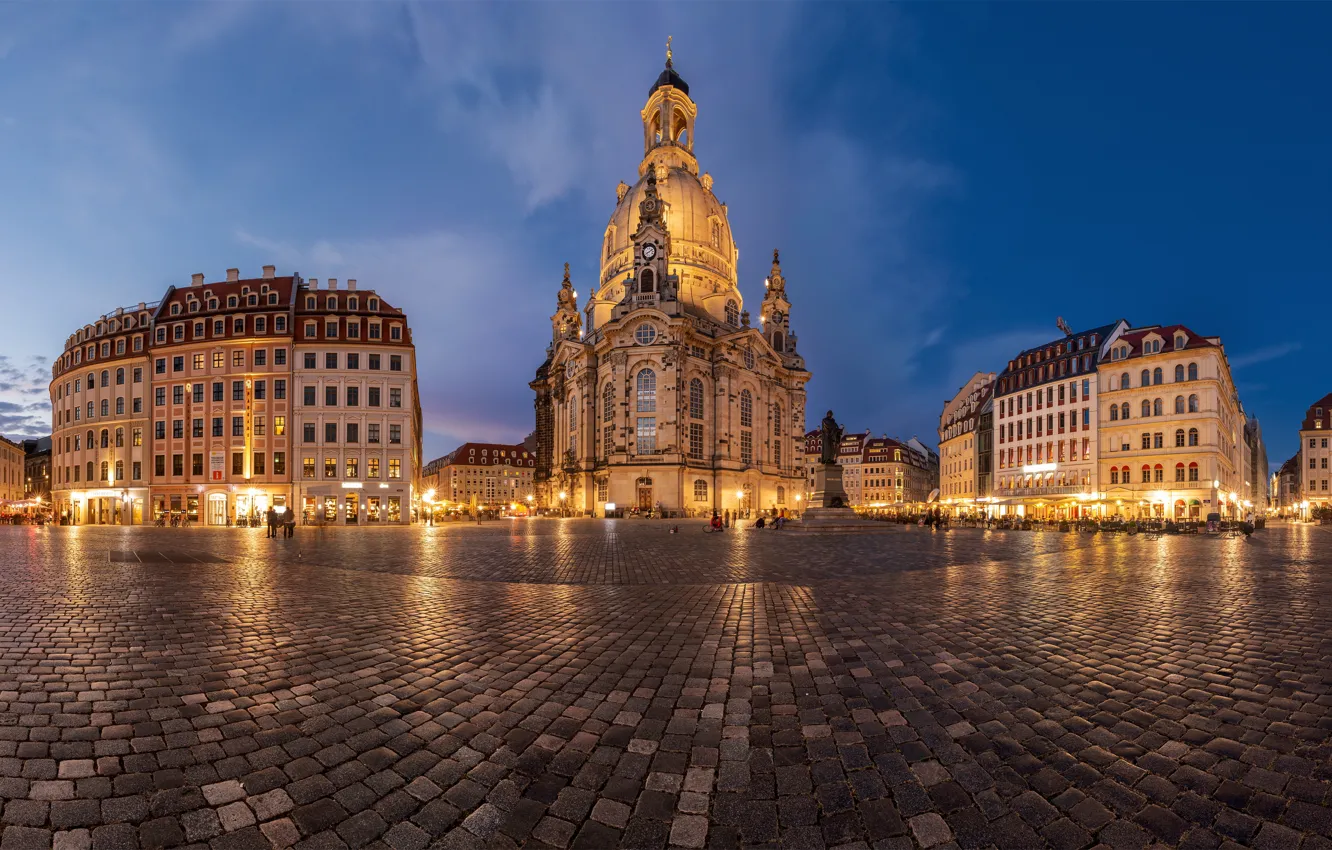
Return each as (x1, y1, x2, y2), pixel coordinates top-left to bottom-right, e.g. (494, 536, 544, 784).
(1, 3, 1327, 470)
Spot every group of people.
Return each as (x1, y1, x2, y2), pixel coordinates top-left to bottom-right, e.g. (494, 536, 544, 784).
(265, 507, 296, 539)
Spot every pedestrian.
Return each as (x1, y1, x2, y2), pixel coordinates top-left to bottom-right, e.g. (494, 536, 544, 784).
(284, 510, 296, 539)
(265, 507, 276, 538)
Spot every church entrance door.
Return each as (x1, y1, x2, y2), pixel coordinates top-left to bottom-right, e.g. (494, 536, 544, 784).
(637, 477, 653, 512)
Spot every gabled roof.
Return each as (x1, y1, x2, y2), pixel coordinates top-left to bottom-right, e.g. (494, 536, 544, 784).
(1300, 392, 1332, 431)
(1112, 324, 1221, 358)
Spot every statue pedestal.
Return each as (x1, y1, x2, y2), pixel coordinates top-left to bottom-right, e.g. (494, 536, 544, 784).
(796, 463, 891, 532)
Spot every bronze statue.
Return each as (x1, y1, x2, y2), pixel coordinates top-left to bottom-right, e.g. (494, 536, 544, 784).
(819, 410, 843, 465)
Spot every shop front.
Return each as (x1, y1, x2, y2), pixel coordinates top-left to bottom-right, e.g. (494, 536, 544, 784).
(63, 488, 150, 525)
(151, 486, 290, 526)
(299, 482, 410, 526)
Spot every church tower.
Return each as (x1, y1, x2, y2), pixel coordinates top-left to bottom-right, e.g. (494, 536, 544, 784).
(550, 263, 581, 345)
(759, 250, 803, 369)
(640, 36, 698, 179)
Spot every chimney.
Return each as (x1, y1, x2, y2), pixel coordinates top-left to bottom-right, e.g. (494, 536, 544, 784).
(328, 278, 338, 290)
(191, 273, 205, 287)
(347, 279, 357, 291)
(262, 265, 275, 279)
(226, 268, 239, 282)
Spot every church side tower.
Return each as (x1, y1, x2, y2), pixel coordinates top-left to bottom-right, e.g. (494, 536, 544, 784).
(760, 250, 804, 369)
(550, 263, 581, 344)
(640, 37, 698, 178)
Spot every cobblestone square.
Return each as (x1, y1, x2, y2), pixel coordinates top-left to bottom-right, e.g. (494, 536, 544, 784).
(0, 521, 1329, 850)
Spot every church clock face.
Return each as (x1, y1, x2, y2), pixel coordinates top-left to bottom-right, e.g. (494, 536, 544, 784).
(642, 244, 657, 260)
(771, 310, 784, 324)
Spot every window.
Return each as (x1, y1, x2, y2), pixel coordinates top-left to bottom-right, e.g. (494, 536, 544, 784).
(304, 352, 317, 369)
(254, 416, 266, 436)
(213, 381, 224, 402)
(1111, 469, 1119, 484)
(345, 458, 358, 479)
(635, 324, 657, 345)
(689, 378, 704, 419)
(1188, 394, 1199, 413)
(254, 380, 266, 400)
(694, 479, 708, 501)
(390, 325, 402, 341)
(325, 423, 337, 443)
(1188, 428, 1198, 446)
(303, 423, 316, 443)
(636, 416, 657, 454)
(255, 317, 267, 335)
(172, 420, 183, 439)
(173, 385, 184, 405)
(389, 425, 401, 444)
(368, 387, 380, 407)
(132, 428, 142, 446)
(346, 423, 359, 443)
(740, 431, 752, 465)
(389, 388, 401, 408)
(326, 386, 337, 406)
(635, 369, 658, 413)
(388, 459, 401, 479)
(1175, 396, 1185, 414)
(740, 389, 753, 427)
(725, 300, 739, 326)
(1175, 429, 1185, 447)
(155, 455, 165, 477)
(132, 461, 141, 481)
(346, 386, 359, 406)
(133, 367, 142, 383)
(1174, 364, 1184, 382)
(1153, 367, 1163, 385)
(390, 355, 402, 371)
(1154, 464, 1164, 483)
(1153, 398, 1163, 417)
(213, 417, 224, 437)
(689, 422, 703, 459)
(231, 350, 243, 367)
(326, 353, 337, 369)
(233, 381, 244, 401)
(325, 458, 337, 478)
(133, 397, 142, 414)
(173, 454, 184, 476)
(304, 386, 316, 406)
(155, 421, 166, 440)
(192, 384, 203, 404)
(1176, 463, 1186, 482)
(1141, 466, 1151, 483)
(192, 454, 204, 476)
(1188, 462, 1199, 482)
(116, 367, 125, 385)
(1141, 400, 1151, 418)
(192, 418, 203, 438)
(275, 316, 286, 333)
(254, 349, 267, 366)
(347, 353, 359, 370)
(274, 380, 286, 400)
(212, 351, 225, 369)
(1154, 432, 1163, 449)
(1120, 402, 1129, 420)
(213, 320, 224, 337)
(192, 354, 204, 371)
(232, 416, 244, 437)
(368, 458, 380, 478)
(369, 354, 381, 370)
(325, 321, 337, 338)
(368, 424, 380, 444)
(1141, 433, 1151, 450)
(274, 416, 285, 436)
(232, 452, 244, 476)
(1187, 362, 1198, 381)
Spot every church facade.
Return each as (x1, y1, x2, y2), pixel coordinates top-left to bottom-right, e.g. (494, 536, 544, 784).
(531, 50, 811, 518)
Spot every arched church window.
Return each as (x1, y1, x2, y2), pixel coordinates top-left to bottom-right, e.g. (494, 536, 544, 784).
(711, 222, 721, 249)
(740, 390, 753, 428)
(776, 486, 785, 504)
(772, 405, 782, 437)
(772, 332, 784, 353)
(567, 395, 577, 456)
(689, 379, 704, 419)
(725, 300, 739, 326)
(636, 370, 656, 413)
(693, 479, 708, 501)
(603, 384, 615, 422)
(640, 269, 655, 294)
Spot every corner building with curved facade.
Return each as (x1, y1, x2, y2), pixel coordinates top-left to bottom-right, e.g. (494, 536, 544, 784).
(531, 56, 810, 517)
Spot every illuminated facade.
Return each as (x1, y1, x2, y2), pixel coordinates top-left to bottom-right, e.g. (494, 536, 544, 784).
(293, 280, 419, 525)
(938, 372, 994, 513)
(50, 303, 153, 524)
(49, 268, 419, 525)
(1097, 325, 1247, 519)
(0, 436, 23, 505)
(421, 443, 536, 514)
(531, 50, 809, 517)
(803, 431, 935, 508)
(1298, 392, 1332, 513)
(993, 321, 1128, 518)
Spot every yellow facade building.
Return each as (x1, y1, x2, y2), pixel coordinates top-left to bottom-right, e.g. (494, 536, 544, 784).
(1097, 325, 1247, 520)
(938, 372, 994, 514)
(1298, 393, 1332, 514)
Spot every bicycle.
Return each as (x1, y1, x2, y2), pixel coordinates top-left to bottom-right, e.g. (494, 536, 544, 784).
(703, 524, 725, 533)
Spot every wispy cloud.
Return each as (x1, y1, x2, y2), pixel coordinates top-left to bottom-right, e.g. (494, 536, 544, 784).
(1230, 342, 1300, 369)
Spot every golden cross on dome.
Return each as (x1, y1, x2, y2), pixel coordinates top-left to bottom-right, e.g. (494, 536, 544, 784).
(666, 35, 673, 68)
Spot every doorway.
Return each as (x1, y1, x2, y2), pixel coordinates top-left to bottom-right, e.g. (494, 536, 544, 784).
(207, 494, 226, 526)
(637, 477, 653, 511)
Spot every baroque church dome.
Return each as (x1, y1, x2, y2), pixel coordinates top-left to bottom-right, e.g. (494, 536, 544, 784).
(590, 49, 741, 330)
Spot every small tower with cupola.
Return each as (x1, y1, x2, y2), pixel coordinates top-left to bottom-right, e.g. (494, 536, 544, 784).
(760, 250, 801, 366)
(550, 263, 582, 345)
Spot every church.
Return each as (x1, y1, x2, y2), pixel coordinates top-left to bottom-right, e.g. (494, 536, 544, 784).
(530, 45, 811, 518)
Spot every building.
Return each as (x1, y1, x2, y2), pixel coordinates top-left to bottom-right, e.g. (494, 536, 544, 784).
(1242, 414, 1269, 511)
(49, 268, 420, 525)
(146, 269, 297, 524)
(22, 437, 52, 502)
(0, 436, 24, 506)
(938, 372, 994, 515)
(50, 302, 153, 524)
(293, 279, 420, 525)
(1097, 325, 1247, 520)
(1298, 392, 1332, 515)
(422, 443, 536, 515)
(1273, 452, 1301, 515)
(530, 49, 810, 518)
(993, 321, 1128, 518)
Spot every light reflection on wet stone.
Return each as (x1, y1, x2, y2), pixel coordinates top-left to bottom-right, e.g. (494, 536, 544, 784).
(0, 522, 1327, 850)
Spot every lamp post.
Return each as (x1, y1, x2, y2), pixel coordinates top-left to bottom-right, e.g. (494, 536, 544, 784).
(558, 490, 568, 518)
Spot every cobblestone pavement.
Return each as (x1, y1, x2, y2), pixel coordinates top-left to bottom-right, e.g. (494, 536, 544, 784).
(0, 522, 1329, 850)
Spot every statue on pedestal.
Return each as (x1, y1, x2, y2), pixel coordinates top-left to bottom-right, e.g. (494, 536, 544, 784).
(819, 410, 843, 465)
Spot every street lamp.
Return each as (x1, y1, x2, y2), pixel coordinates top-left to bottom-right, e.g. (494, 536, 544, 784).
(558, 490, 567, 517)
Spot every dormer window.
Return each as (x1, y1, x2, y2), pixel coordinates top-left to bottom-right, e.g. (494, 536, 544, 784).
(1175, 335, 1186, 349)
(207, 299, 217, 310)
(368, 298, 378, 311)
(306, 296, 315, 309)
(348, 297, 358, 310)
(327, 296, 337, 310)
(227, 296, 238, 308)
(170, 304, 181, 315)
(268, 293, 278, 305)
(248, 294, 258, 306)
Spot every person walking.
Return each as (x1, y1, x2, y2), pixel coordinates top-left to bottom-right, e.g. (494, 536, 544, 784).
(265, 507, 276, 539)
(284, 510, 296, 539)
